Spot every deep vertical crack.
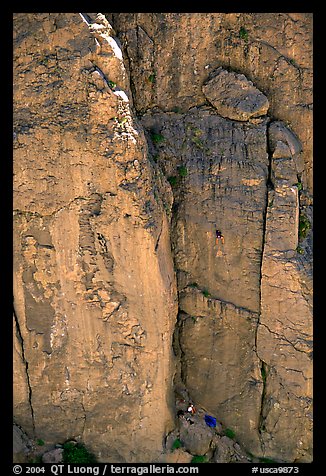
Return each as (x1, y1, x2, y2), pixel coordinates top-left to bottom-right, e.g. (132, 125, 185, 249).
(258, 361, 267, 449)
(111, 15, 139, 115)
(154, 215, 164, 252)
(13, 304, 35, 435)
(255, 120, 273, 454)
(255, 121, 273, 354)
(79, 13, 92, 26)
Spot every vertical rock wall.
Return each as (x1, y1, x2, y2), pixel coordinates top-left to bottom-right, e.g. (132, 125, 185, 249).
(13, 13, 177, 462)
(140, 103, 269, 457)
(257, 122, 312, 461)
(113, 13, 313, 462)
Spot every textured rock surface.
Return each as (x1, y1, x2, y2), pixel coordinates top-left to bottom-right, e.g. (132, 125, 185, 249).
(256, 122, 313, 462)
(160, 448, 193, 463)
(42, 448, 64, 463)
(14, 12, 313, 464)
(179, 418, 213, 456)
(202, 67, 269, 121)
(178, 293, 262, 453)
(13, 424, 33, 463)
(112, 13, 313, 193)
(141, 107, 268, 456)
(141, 106, 312, 461)
(141, 109, 269, 313)
(13, 13, 177, 462)
(213, 436, 251, 463)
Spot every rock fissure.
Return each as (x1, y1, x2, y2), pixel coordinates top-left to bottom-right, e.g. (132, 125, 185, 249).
(254, 113, 274, 456)
(79, 13, 92, 26)
(112, 24, 138, 114)
(257, 360, 267, 452)
(258, 322, 311, 356)
(154, 216, 164, 252)
(13, 305, 35, 436)
(183, 287, 260, 318)
(80, 397, 87, 440)
(176, 318, 188, 391)
(90, 63, 113, 89)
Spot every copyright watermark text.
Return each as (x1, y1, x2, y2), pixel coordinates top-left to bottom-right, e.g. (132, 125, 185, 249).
(12, 465, 199, 476)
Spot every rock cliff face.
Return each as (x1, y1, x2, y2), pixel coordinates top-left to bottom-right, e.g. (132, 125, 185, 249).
(13, 13, 177, 462)
(13, 13, 312, 463)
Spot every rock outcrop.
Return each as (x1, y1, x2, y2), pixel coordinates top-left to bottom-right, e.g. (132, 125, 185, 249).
(202, 67, 269, 121)
(13, 13, 312, 463)
(256, 122, 312, 461)
(13, 424, 33, 463)
(112, 13, 313, 193)
(13, 13, 177, 462)
(118, 13, 312, 461)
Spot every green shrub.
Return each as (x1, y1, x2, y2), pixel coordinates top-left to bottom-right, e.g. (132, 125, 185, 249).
(171, 438, 182, 450)
(298, 213, 311, 240)
(191, 136, 205, 150)
(224, 428, 235, 439)
(108, 80, 116, 89)
(295, 181, 303, 191)
(296, 246, 304, 255)
(187, 126, 206, 150)
(239, 27, 249, 41)
(178, 165, 188, 177)
(63, 442, 96, 464)
(148, 72, 156, 83)
(191, 455, 207, 463)
(168, 176, 178, 186)
(151, 132, 165, 144)
(29, 455, 43, 464)
(202, 289, 210, 298)
(36, 438, 45, 446)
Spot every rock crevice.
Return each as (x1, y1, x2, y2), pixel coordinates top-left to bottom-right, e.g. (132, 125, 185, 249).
(13, 305, 35, 436)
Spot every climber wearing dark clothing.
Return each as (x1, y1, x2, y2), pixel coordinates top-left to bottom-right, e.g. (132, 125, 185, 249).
(215, 229, 224, 246)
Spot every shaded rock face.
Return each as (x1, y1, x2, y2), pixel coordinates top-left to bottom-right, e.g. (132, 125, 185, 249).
(257, 123, 312, 461)
(213, 436, 250, 463)
(42, 448, 64, 464)
(124, 13, 312, 462)
(13, 13, 177, 462)
(139, 105, 312, 461)
(13, 424, 33, 463)
(202, 67, 269, 121)
(14, 13, 312, 464)
(142, 109, 269, 314)
(141, 108, 267, 456)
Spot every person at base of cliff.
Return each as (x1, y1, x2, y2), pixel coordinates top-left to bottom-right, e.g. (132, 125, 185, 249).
(187, 404, 196, 415)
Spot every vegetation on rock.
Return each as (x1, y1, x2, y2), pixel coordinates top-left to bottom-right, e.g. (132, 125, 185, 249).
(62, 442, 97, 464)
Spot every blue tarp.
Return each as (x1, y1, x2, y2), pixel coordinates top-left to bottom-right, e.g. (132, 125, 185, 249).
(204, 414, 217, 428)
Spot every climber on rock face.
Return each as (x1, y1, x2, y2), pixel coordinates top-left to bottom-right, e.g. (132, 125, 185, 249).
(215, 229, 224, 246)
(215, 228, 224, 257)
